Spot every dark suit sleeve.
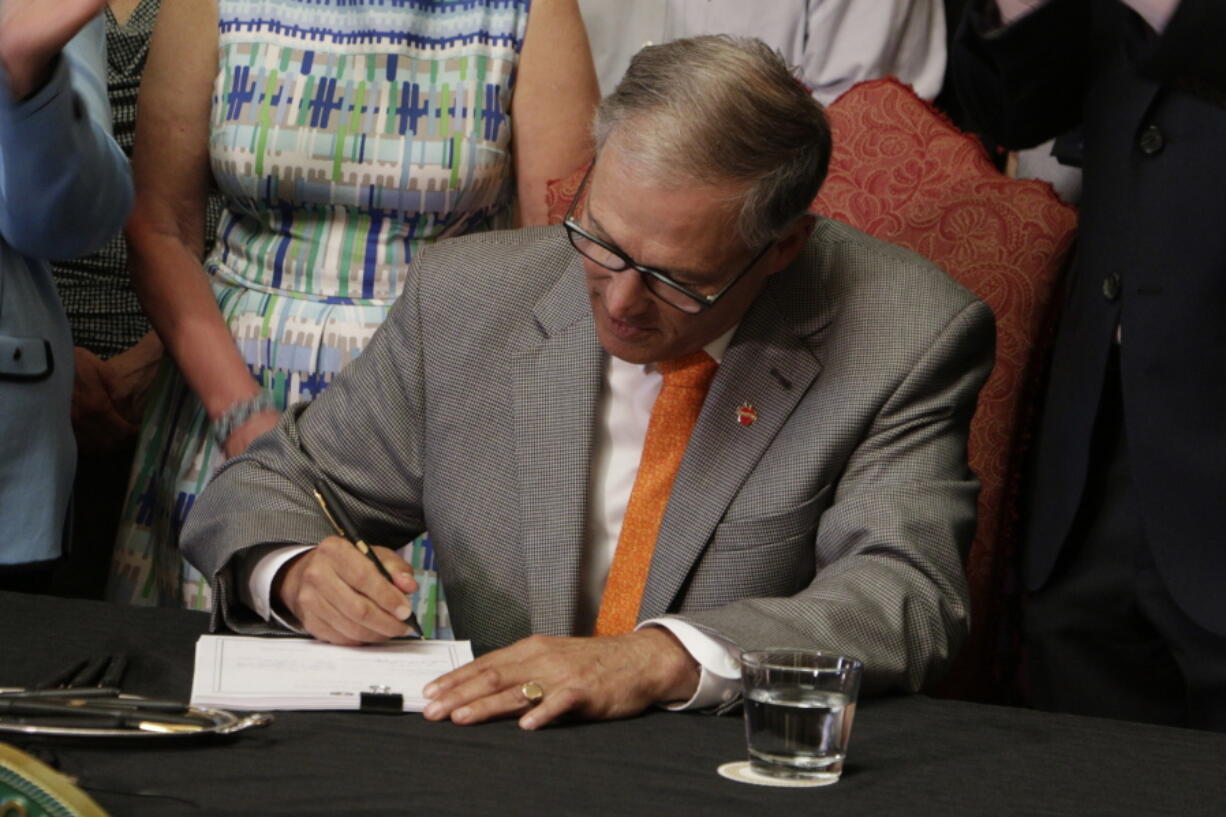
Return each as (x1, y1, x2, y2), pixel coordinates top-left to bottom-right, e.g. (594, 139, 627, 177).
(950, 0, 1093, 149)
(1148, 0, 1226, 93)
(953, 0, 1226, 149)
(678, 297, 996, 694)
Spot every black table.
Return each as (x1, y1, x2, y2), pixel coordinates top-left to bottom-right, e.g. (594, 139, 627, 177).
(2, 591, 1224, 816)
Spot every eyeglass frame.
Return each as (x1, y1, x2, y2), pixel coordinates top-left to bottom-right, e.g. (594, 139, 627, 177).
(562, 163, 772, 314)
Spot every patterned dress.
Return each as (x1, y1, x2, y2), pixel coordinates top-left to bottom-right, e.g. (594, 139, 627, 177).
(108, 0, 529, 634)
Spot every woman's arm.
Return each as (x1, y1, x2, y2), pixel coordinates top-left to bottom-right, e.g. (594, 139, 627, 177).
(509, 0, 599, 227)
(125, 0, 277, 457)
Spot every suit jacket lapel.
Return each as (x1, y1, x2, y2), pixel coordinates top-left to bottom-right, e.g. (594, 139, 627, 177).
(511, 263, 604, 636)
(638, 256, 831, 621)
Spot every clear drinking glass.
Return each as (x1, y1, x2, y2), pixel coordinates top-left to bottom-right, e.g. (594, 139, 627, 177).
(741, 650, 863, 782)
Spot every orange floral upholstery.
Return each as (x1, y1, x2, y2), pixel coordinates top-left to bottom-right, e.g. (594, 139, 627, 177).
(544, 164, 590, 226)
(813, 78, 1076, 700)
(544, 77, 1078, 701)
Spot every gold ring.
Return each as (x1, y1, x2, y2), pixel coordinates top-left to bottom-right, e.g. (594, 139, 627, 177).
(520, 681, 545, 706)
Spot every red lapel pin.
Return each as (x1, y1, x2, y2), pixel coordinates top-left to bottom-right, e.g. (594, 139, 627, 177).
(736, 403, 758, 427)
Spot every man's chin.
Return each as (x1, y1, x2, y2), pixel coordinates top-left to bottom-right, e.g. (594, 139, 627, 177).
(601, 340, 660, 366)
(594, 323, 662, 365)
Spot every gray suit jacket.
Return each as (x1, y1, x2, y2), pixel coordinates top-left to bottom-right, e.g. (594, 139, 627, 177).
(182, 219, 994, 694)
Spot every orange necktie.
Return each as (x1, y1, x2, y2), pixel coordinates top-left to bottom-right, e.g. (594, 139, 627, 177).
(594, 350, 719, 636)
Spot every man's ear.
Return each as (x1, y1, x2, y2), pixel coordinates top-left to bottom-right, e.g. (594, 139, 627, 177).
(764, 214, 816, 276)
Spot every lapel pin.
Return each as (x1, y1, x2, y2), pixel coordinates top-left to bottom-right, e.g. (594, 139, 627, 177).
(736, 403, 758, 427)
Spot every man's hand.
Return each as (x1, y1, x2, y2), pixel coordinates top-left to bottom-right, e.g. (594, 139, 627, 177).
(274, 536, 419, 646)
(0, 0, 107, 99)
(71, 347, 141, 454)
(421, 627, 701, 730)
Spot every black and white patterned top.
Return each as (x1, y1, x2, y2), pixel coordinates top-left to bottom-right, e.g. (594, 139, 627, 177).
(51, 0, 222, 358)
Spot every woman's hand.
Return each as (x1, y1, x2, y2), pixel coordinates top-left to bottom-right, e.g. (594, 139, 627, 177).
(221, 409, 281, 459)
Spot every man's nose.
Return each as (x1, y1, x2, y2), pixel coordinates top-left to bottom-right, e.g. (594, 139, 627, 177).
(602, 267, 653, 320)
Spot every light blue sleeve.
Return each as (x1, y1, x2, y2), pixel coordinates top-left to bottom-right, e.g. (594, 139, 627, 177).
(0, 15, 132, 261)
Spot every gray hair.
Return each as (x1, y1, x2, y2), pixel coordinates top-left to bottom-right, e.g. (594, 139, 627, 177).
(593, 35, 831, 248)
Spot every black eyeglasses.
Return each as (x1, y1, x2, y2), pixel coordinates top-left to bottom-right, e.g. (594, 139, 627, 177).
(562, 164, 771, 314)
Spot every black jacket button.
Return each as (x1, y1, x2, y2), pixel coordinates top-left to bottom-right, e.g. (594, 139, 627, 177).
(1102, 273, 1121, 301)
(1138, 124, 1165, 156)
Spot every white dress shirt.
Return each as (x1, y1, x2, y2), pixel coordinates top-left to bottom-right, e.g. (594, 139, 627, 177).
(579, 0, 948, 104)
(243, 329, 744, 709)
(585, 329, 743, 710)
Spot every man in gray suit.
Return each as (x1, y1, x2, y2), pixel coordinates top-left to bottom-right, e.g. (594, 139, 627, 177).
(183, 36, 994, 729)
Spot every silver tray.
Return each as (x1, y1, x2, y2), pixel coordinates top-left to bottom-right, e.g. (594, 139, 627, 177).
(0, 691, 273, 739)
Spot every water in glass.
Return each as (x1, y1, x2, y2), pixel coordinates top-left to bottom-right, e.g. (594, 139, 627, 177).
(744, 686, 849, 777)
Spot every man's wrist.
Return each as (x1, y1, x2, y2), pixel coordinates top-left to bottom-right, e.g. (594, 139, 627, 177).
(630, 626, 700, 704)
(641, 618, 743, 710)
(238, 543, 314, 628)
(269, 550, 309, 619)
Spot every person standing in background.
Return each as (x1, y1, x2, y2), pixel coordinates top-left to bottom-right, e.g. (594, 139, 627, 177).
(107, 0, 599, 612)
(0, 0, 133, 591)
(952, 0, 1226, 730)
(49, 0, 225, 599)
(578, 0, 947, 103)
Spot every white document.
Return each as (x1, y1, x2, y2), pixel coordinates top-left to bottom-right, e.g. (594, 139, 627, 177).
(190, 635, 474, 712)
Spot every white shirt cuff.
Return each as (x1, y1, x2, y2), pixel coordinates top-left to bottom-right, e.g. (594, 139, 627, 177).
(240, 544, 313, 632)
(639, 618, 741, 711)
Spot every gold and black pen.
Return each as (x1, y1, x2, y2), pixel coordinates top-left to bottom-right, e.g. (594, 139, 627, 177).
(312, 479, 423, 638)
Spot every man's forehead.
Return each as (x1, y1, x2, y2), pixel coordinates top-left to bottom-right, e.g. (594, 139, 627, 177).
(591, 145, 743, 204)
(586, 153, 748, 269)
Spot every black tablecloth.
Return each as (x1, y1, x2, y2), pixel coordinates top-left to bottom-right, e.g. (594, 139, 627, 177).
(2, 591, 1224, 816)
